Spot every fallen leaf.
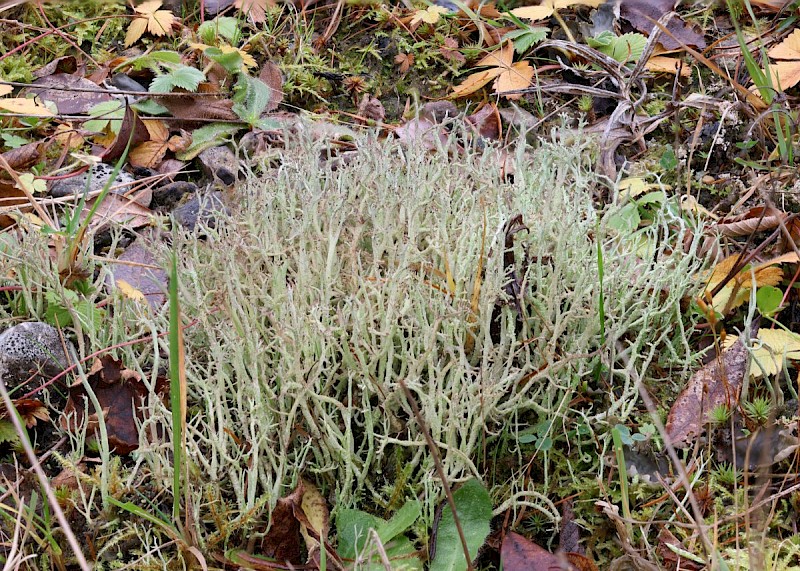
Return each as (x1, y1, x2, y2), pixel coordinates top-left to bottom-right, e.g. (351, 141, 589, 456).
(724, 328, 800, 379)
(411, 4, 449, 26)
(511, 0, 605, 21)
(452, 41, 533, 99)
(129, 119, 170, 168)
(235, 0, 273, 23)
(21, 73, 111, 115)
(61, 356, 159, 454)
(85, 194, 153, 233)
(764, 28, 800, 91)
(666, 338, 749, 447)
(645, 55, 691, 76)
(0, 84, 12, 96)
(395, 53, 414, 74)
(125, 0, 176, 47)
(619, 0, 706, 50)
(258, 61, 283, 113)
(501, 531, 584, 571)
(703, 253, 786, 314)
(0, 98, 54, 117)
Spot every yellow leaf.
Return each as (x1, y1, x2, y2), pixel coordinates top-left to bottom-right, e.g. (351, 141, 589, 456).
(219, 45, 257, 68)
(510, 5, 554, 20)
(766, 60, 800, 91)
(125, 0, 175, 46)
(54, 123, 85, 148)
(0, 84, 12, 96)
(511, 0, 604, 20)
(704, 255, 786, 314)
(0, 97, 54, 116)
(116, 279, 146, 301)
(768, 28, 800, 60)
(724, 328, 800, 378)
(477, 41, 514, 68)
(618, 177, 661, 199)
(124, 18, 148, 47)
(452, 67, 505, 97)
(130, 140, 169, 168)
(646, 56, 692, 77)
(494, 60, 534, 99)
(411, 5, 449, 26)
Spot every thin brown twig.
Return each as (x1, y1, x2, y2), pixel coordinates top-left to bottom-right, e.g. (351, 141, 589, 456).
(398, 379, 474, 571)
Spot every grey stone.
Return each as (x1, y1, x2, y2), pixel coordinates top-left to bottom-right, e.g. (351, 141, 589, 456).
(50, 163, 138, 200)
(198, 146, 239, 186)
(0, 322, 74, 394)
(172, 192, 229, 232)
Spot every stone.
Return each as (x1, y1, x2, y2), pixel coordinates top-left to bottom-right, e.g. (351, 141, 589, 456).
(0, 322, 74, 395)
(172, 192, 229, 232)
(50, 163, 139, 201)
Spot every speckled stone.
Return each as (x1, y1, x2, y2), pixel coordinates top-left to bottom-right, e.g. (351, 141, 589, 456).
(0, 322, 74, 394)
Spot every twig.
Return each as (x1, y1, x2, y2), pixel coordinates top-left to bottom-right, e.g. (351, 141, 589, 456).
(398, 379, 474, 571)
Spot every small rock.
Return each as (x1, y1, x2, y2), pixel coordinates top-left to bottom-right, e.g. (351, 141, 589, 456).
(0, 322, 74, 394)
(50, 163, 138, 200)
(198, 146, 239, 186)
(152, 181, 198, 209)
(172, 192, 229, 232)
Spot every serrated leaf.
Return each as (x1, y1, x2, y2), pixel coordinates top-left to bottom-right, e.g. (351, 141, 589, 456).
(125, 0, 176, 46)
(589, 32, 647, 64)
(232, 73, 272, 124)
(150, 65, 206, 93)
(430, 479, 492, 571)
(704, 255, 786, 314)
(453, 42, 532, 99)
(411, 5, 449, 26)
(504, 27, 549, 53)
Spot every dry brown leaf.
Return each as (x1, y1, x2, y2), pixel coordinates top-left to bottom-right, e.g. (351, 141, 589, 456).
(235, 0, 273, 23)
(666, 338, 749, 447)
(395, 53, 414, 74)
(125, 0, 176, 47)
(763, 29, 800, 91)
(703, 254, 786, 314)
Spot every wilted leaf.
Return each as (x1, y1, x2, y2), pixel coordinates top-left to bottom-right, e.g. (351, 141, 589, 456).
(501, 532, 586, 571)
(619, 0, 706, 50)
(703, 253, 787, 314)
(61, 356, 156, 454)
(646, 55, 691, 76)
(0, 84, 12, 96)
(125, 0, 176, 47)
(235, 0, 273, 23)
(666, 338, 749, 447)
(764, 29, 800, 91)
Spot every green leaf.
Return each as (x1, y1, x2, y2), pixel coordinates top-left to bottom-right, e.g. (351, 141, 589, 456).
(588, 31, 647, 64)
(176, 122, 241, 160)
(121, 50, 183, 73)
(1, 132, 29, 149)
(430, 479, 492, 571)
(132, 99, 170, 115)
(0, 420, 21, 448)
(44, 290, 104, 331)
(606, 202, 641, 234)
(337, 509, 381, 560)
(198, 17, 241, 44)
(84, 100, 125, 134)
(757, 285, 784, 316)
(149, 65, 206, 93)
(504, 26, 548, 54)
(205, 46, 243, 74)
(232, 73, 272, 125)
(378, 500, 421, 544)
(336, 506, 423, 571)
